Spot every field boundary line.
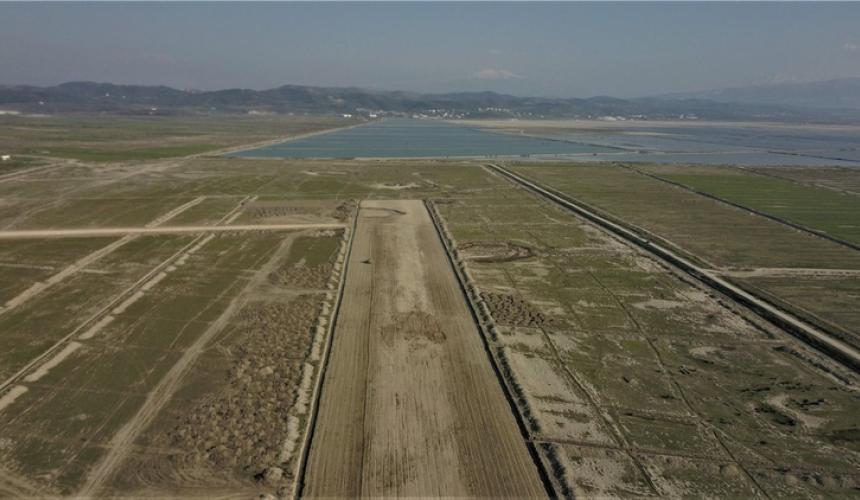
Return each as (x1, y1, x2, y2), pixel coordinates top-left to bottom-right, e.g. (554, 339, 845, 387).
(735, 165, 860, 198)
(0, 196, 256, 396)
(623, 164, 860, 253)
(0, 235, 205, 396)
(293, 202, 358, 499)
(0, 161, 70, 183)
(486, 163, 860, 373)
(0, 223, 345, 239)
(218, 120, 372, 157)
(0, 196, 207, 317)
(424, 199, 559, 498)
(77, 230, 298, 498)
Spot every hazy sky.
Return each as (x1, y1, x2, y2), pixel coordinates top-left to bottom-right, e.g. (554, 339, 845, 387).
(2, 2, 860, 97)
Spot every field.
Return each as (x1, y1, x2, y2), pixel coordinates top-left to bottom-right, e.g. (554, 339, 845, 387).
(432, 171, 860, 497)
(1, 115, 859, 498)
(638, 163, 860, 246)
(509, 162, 860, 350)
(0, 115, 357, 162)
(753, 166, 860, 195)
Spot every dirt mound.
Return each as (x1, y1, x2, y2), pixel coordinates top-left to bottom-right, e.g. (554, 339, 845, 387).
(270, 266, 331, 289)
(269, 236, 342, 289)
(163, 295, 323, 487)
(381, 311, 447, 345)
(332, 200, 357, 222)
(481, 292, 555, 328)
(251, 206, 310, 219)
(460, 241, 535, 263)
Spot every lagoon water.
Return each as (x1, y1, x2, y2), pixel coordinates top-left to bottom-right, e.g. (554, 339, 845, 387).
(524, 124, 860, 166)
(231, 118, 860, 166)
(230, 118, 615, 158)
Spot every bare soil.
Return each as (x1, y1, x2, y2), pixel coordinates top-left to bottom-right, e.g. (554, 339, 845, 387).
(301, 200, 546, 497)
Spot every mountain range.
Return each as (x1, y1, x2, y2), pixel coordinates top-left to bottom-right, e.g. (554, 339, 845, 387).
(1, 79, 859, 123)
(657, 77, 860, 111)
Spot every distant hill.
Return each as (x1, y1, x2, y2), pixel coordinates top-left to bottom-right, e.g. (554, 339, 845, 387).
(1, 80, 859, 123)
(655, 78, 860, 110)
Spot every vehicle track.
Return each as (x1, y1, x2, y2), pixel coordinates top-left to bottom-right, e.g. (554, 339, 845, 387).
(0, 161, 71, 184)
(0, 196, 206, 316)
(0, 223, 345, 239)
(77, 232, 297, 498)
(0, 197, 259, 396)
(486, 163, 860, 372)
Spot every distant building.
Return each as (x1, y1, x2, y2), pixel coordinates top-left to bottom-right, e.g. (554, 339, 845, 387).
(1, 155, 11, 161)
(342, 113, 353, 118)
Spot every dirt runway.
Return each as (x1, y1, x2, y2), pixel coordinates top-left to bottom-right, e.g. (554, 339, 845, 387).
(301, 200, 545, 497)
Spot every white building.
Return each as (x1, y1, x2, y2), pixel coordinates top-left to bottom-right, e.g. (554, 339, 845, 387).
(1, 155, 11, 161)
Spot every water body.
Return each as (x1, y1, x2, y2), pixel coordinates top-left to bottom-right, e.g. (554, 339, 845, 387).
(529, 124, 860, 166)
(231, 118, 860, 166)
(230, 118, 615, 158)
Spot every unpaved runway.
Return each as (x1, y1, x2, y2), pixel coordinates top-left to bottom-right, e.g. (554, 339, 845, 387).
(302, 200, 545, 497)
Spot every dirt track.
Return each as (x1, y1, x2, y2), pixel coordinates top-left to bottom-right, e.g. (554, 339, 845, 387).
(301, 200, 545, 497)
(0, 223, 345, 239)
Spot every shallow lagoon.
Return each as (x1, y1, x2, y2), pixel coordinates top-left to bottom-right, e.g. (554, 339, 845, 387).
(230, 118, 616, 158)
(231, 118, 860, 166)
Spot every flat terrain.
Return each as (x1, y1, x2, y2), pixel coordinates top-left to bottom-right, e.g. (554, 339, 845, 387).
(434, 172, 860, 497)
(461, 119, 860, 166)
(303, 200, 545, 497)
(638, 163, 860, 245)
(509, 162, 860, 350)
(1, 116, 859, 499)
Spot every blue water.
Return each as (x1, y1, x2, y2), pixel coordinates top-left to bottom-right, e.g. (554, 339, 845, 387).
(230, 118, 616, 158)
(230, 118, 860, 166)
(532, 125, 860, 166)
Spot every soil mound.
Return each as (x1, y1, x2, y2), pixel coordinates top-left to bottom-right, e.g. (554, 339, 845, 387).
(481, 292, 555, 327)
(460, 241, 535, 263)
(163, 295, 322, 485)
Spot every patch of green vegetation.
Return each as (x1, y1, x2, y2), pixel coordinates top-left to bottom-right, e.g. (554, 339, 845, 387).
(31, 143, 219, 162)
(511, 162, 860, 270)
(286, 234, 341, 267)
(0, 114, 351, 162)
(0, 155, 44, 173)
(739, 274, 860, 349)
(753, 166, 860, 195)
(12, 197, 198, 229)
(0, 236, 192, 380)
(643, 164, 860, 245)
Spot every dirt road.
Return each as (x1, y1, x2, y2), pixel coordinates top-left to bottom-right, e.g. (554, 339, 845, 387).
(301, 200, 545, 497)
(0, 223, 345, 239)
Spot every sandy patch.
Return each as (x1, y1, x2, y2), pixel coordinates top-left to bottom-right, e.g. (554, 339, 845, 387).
(24, 341, 83, 383)
(0, 385, 28, 412)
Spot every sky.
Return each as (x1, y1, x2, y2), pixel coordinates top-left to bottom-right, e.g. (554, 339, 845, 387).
(1, 2, 860, 98)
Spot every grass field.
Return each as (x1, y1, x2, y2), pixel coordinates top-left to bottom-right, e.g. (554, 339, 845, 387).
(0, 115, 356, 161)
(753, 166, 860, 195)
(639, 164, 860, 245)
(509, 162, 860, 350)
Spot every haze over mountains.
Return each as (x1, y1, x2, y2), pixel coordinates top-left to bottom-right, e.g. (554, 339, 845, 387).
(2, 79, 859, 123)
(658, 78, 860, 111)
